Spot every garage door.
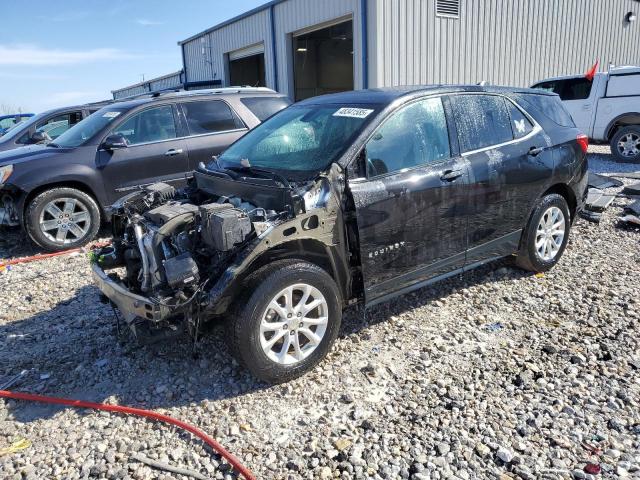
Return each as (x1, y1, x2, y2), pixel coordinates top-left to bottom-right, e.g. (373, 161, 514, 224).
(229, 44, 266, 87)
(293, 19, 354, 101)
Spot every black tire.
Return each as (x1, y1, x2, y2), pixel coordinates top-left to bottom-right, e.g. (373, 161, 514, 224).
(610, 126, 640, 163)
(25, 187, 101, 252)
(227, 260, 342, 384)
(515, 193, 571, 273)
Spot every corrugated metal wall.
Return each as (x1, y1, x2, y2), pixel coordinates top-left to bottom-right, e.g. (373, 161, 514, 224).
(183, 9, 271, 86)
(181, 0, 363, 97)
(112, 71, 184, 100)
(369, 0, 640, 88)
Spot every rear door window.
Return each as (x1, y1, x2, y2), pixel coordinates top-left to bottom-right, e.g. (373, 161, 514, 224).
(240, 97, 292, 121)
(112, 105, 177, 145)
(181, 100, 245, 135)
(450, 94, 513, 152)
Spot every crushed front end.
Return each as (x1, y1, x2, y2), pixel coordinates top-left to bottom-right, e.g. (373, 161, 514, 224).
(91, 166, 343, 343)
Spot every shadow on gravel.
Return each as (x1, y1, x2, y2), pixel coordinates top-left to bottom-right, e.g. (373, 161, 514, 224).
(1, 255, 532, 425)
(0, 225, 112, 260)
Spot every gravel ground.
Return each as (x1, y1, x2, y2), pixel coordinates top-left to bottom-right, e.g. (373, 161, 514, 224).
(1, 148, 639, 480)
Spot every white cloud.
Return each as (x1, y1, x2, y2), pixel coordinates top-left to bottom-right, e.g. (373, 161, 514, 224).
(0, 45, 138, 67)
(136, 19, 165, 26)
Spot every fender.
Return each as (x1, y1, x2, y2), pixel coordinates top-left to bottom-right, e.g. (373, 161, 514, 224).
(604, 112, 640, 140)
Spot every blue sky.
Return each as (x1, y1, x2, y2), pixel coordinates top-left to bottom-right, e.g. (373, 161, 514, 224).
(0, 0, 266, 113)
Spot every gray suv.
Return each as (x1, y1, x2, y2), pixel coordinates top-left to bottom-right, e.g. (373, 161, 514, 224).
(0, 88, 290, 251)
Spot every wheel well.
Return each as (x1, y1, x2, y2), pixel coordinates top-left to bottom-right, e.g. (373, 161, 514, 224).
(542, 183, 576, 220)
(249, 239, 337, 281)
(606, 114, 640, 141)
(23, 181, 102, 219)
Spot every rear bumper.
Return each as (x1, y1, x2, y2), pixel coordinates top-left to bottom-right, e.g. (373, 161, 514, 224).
(91, 262, 172, 322)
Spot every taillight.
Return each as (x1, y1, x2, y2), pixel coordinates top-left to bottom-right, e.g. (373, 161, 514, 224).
(577, 134, 589, 154)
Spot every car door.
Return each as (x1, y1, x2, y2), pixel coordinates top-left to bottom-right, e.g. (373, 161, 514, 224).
(348, 96, 470, 304)
(449, 93, 553, 264)
(178, 99, 248, 169)
(96, 104, 190, 203)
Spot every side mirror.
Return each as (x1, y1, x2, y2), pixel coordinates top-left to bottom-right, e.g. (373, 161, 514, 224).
(30, 131, 48, 144)
(101, 134, 128, 150)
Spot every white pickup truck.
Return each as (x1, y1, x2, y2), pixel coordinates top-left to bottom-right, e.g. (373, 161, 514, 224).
(532, 66, 640, 162)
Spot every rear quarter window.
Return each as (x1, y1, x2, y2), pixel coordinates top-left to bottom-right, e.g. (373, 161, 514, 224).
(514, 94, 576, 128)
(532, 78, 593, 101)
(240, 97, 292, 121)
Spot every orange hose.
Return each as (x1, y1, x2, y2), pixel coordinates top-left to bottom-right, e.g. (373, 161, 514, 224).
(0, 241, 111, 269)
(0, 390, 256, 480)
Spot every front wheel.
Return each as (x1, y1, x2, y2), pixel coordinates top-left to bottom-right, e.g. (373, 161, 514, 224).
(227, 260, 342, 384)
(610, 126, 640, 163)
(25, 187, 101, 252)
(515, 193, 571, 273)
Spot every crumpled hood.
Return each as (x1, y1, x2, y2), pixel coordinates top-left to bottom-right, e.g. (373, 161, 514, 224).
(0, 144, 70, 167)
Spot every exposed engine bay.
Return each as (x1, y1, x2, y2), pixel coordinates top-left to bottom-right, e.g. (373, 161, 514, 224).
(91, 165, 349, 343)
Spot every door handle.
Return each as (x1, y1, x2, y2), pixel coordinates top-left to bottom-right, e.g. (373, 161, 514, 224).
(440, 169, 464, 182)
(165, 148, 183, 156)
(528, 146, 544, 157)
(582, 104, 591, 110)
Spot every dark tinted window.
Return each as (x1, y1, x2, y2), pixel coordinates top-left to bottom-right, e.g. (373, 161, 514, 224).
(506, 101, 534, 139)
(365, 97, 450, 177)
(240, 97, 291, 121)
(515, 94, 576, 128)
(451, 95, 513, 152)
(112, 105, 177, 145)
(182, 100, 244, 135)
(532, 78, 593, 101)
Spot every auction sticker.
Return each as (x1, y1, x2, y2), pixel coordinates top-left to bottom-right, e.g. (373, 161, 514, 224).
(333, 107, 374, 119)
(102, 111, 121, 118)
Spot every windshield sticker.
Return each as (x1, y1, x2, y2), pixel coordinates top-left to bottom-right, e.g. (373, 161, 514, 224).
(102, 111, 121, 119)
(333, 108, 374, 119)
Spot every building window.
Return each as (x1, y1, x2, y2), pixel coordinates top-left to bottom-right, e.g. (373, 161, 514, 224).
(436, 0, 460, 18)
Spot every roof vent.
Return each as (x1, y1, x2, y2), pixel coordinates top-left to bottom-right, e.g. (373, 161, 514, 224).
(436, 0, 460, 18)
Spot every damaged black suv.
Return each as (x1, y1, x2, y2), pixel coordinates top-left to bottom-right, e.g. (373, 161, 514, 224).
(92, 85, 588, 383)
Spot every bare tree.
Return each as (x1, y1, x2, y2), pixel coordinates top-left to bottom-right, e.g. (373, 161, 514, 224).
(0, 104, 23, 115)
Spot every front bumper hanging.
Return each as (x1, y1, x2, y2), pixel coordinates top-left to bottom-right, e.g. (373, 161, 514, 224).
(91, 263, 172, 322)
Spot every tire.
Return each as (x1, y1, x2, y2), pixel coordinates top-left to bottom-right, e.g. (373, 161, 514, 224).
(227, 260, 342, 384)
(515, 193, 571, 273)
(610, 126, 640, 163)
(25, 187, 101, 252)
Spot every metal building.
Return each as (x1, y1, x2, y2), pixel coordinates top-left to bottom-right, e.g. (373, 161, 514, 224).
(177, 0, 640, 101)
(112, 70, 185, 100)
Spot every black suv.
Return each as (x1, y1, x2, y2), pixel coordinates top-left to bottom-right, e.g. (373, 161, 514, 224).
(0, 88, 290, 251)
(91, 85, 588, 383)
(0, 101, 111, 152)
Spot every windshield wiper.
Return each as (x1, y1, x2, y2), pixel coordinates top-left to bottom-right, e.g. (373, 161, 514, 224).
(225, 165, 291, 188)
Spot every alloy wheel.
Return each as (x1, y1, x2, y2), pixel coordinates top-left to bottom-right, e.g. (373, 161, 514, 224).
(259, 283, 329, 365)
(535, 206, 565, 262)
(39, 197, 91, 245)
(617, 133, 640, 158)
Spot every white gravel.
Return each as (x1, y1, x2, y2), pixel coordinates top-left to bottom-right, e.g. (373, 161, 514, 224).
(1, 150, 639, 480)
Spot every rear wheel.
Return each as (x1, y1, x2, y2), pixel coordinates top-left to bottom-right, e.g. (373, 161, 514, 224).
(25, 187, 101, 252)
(515, 193, 571, 273)
(610, 126, 640, 163)
(227, 260, 342, 383)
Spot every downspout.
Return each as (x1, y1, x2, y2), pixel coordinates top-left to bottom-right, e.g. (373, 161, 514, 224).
(360, 0, 369, 89)
(270, 4, 279, 92)
(180, 43, 187, 90)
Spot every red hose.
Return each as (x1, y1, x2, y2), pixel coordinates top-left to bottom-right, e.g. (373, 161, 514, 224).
(0, 390, 256, 480)
(0, 241, 111, 269)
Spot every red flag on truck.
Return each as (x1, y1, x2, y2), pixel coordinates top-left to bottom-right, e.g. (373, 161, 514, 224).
(585, 60, 599, 81)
